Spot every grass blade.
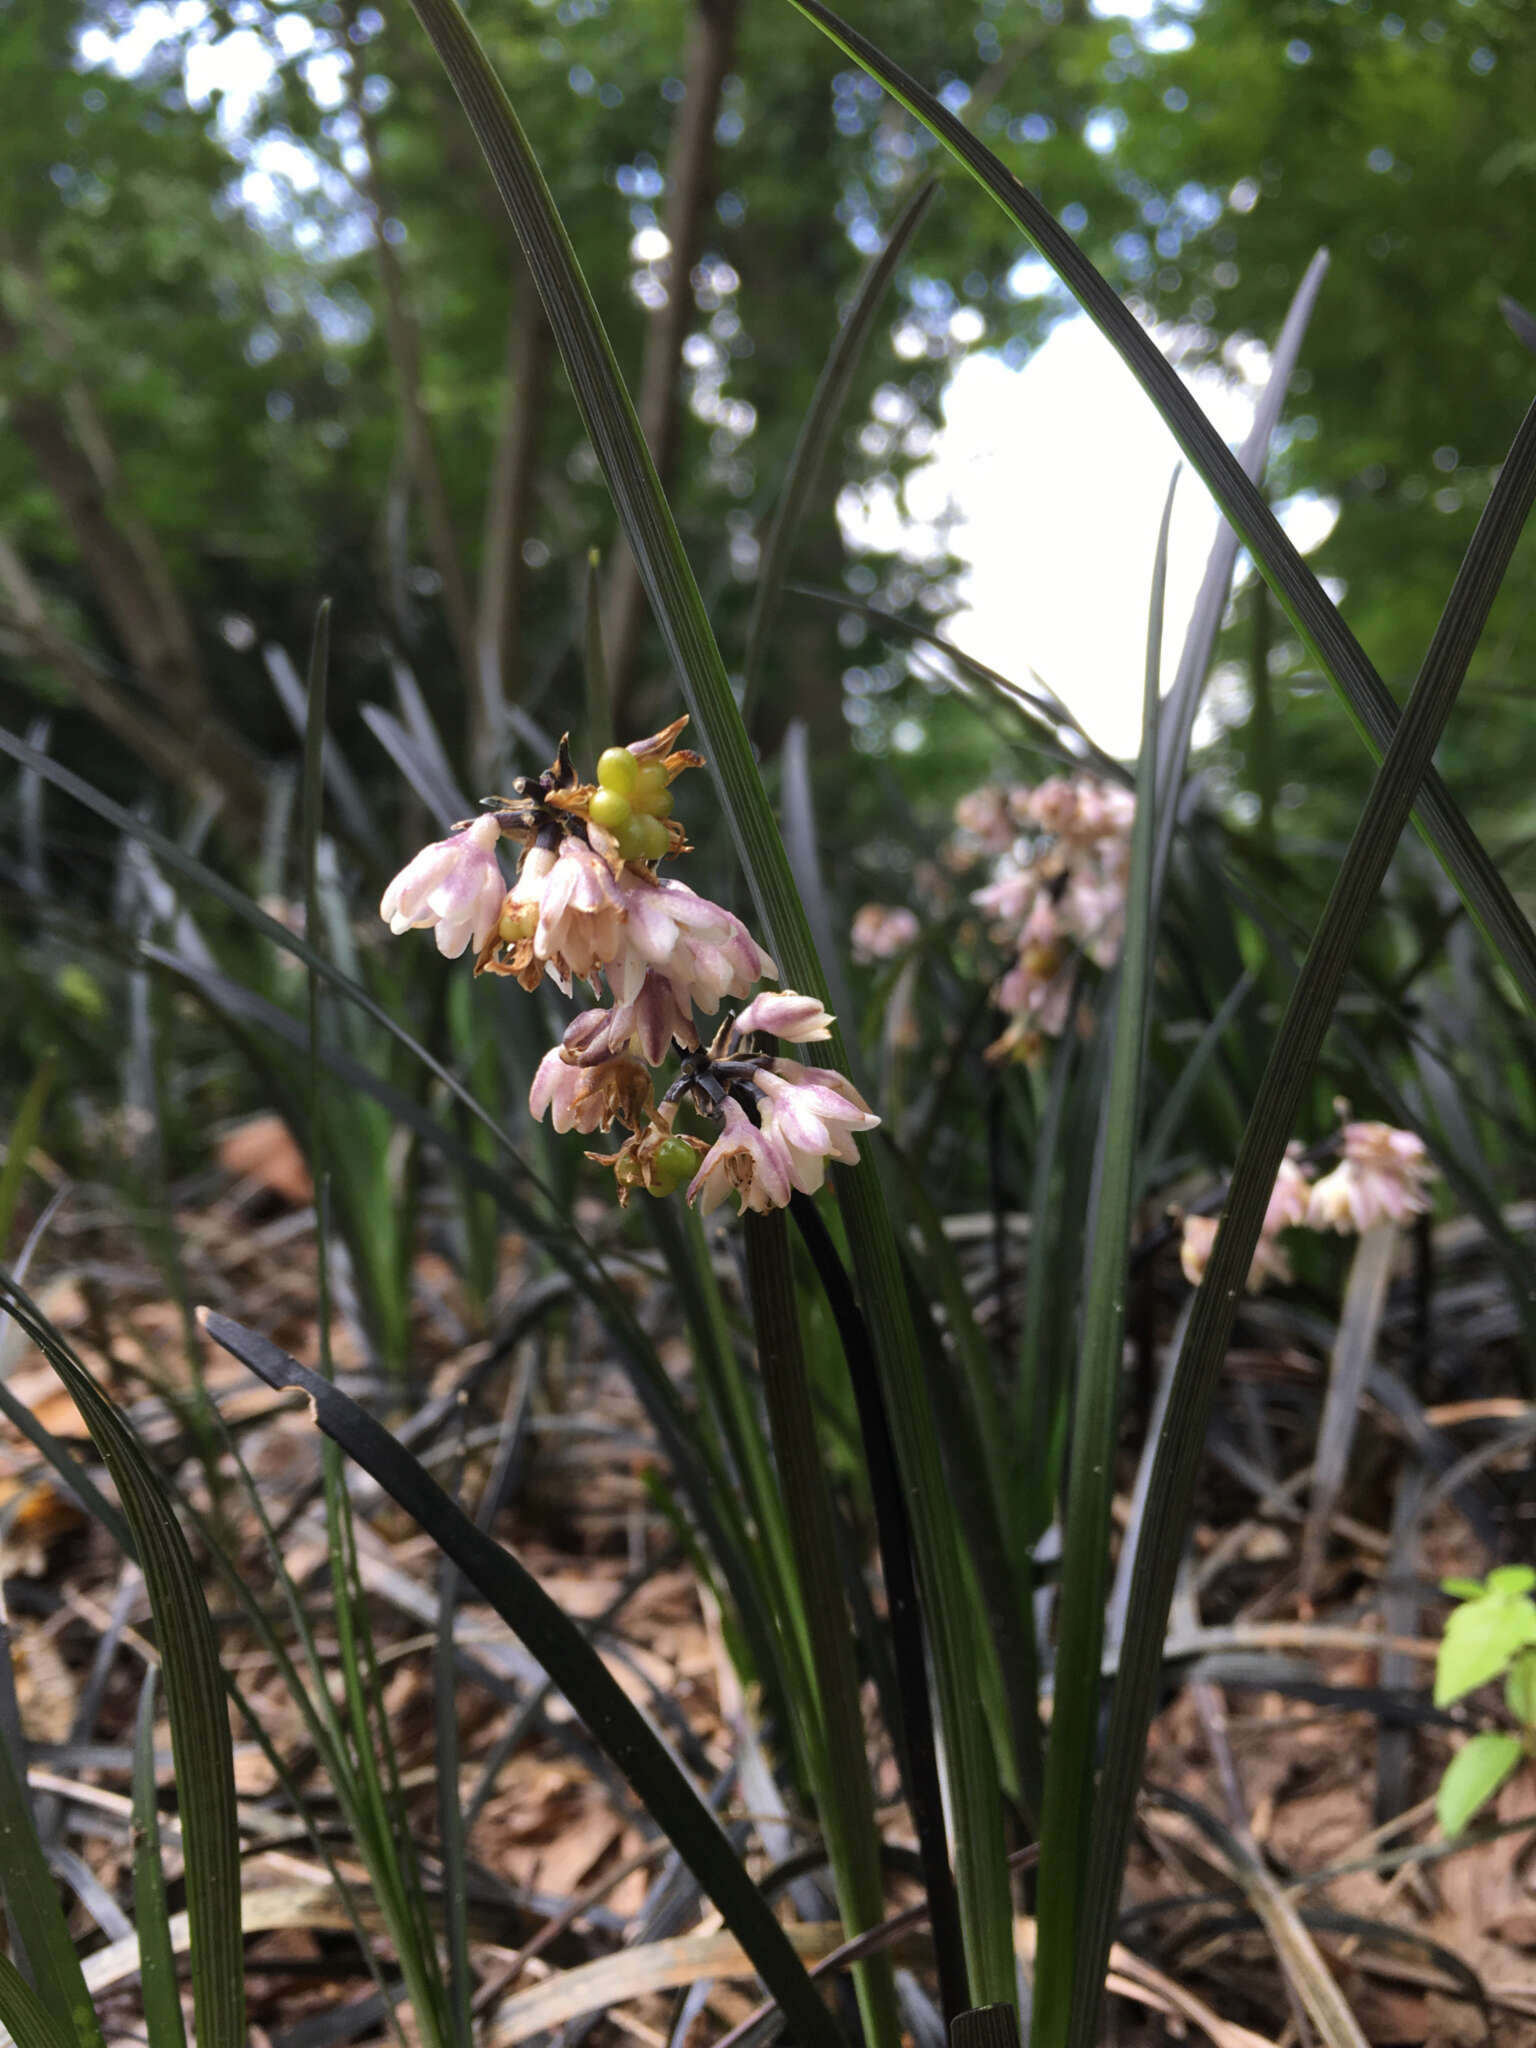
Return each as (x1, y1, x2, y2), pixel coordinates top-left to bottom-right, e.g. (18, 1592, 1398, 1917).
(1152, 250, 1330, 900)
(0, 1054, 54, 1259)
(199, 1308, 851, 2048)
(132, 1673, 188, 2048)
(787, 585, 1127, 786)
(1069, 396, 1536, 2048)
(780, 0, 1536, 1013)
(743, 1211, 902, 2048)
(741, 176, 937, 713)
(0, 1955, 78, 2048)
(0, 1278, 245, 2048)
(0, 1669, 103, 2048)
(400, 0, 1015, 2002)
(1031, 473, 1169, 2047)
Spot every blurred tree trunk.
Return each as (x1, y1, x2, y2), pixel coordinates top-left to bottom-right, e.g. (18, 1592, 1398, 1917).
(474, 280, 552, 787)
(355, 104, 479, 709)
(0, 304, 262, 828)
(603, 0, 739, 733)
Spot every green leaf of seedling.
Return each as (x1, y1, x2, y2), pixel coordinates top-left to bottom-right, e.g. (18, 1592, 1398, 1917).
(1486, 1567, 1536, 1597)
(1437, 1731, 1524, 1837)
(1442, 1577, 1491, 1601)
(1435, 1590, 1536, 1707)
(1505, 1651, 1536, 1730)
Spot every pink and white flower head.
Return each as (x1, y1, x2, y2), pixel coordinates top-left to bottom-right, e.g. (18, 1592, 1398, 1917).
(1179, 1212, 1292, 1293)
(850, 903, 920, 964)
(752, 1060, 880, 1199)
(380, 814, 507, 959)
(611, 872, 774, 1012)
(529, 1044, 653, 1135)
(732, 991, 836, 1044)
(971, 868, 1039, 935)
(1265, 1147, 1314, 1235)
(533, 838, 628, 991)
(953, 785, 1016, 854)
(1060, 870, 1126, 969)
(686, 1097, 795, 1217)
(567, 973, 702, 1068)
(1307, 1121, 1435, 1234)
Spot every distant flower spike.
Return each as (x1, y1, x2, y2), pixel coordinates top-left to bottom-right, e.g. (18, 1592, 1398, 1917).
(1308, 1120, 1435, 1233)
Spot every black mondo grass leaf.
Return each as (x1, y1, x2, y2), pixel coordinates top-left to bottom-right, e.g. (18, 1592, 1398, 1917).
(1067, 401, 1536, 2048)
(0, 1676, 102, 2048)
(780, 0, 1536, 1016)
(400, 0, 1016, 2006)
(0, 1954, 80, 2048)
(0, 1279, 245, 2048)
(133, 1674, 188, 2048)
(197, 1309, 852, 2048)
(1031, 474, 1170, 2047)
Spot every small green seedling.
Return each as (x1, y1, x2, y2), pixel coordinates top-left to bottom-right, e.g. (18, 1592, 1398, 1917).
(1433, 1566, 1536, 1835)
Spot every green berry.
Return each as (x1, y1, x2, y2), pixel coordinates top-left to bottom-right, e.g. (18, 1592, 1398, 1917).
(596, 747, 640, 796)
(614, 815, 648, 863)
(633, 762, 669, 809)
(634, 813, 670, 862)
(654, 1136, 696, 1181)
(589, 786, 631, 830)
(647, 786, 674, 820)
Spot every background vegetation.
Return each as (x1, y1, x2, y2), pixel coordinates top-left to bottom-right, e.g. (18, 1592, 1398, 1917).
(2, 3, 1535, 2046)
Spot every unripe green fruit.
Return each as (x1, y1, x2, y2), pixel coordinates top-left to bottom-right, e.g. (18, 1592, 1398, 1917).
(654, 1136, 697, 1181)
(589, 787, 631, 830)
(498, 902, 538, 944)
(634, 813, 670, 861)
(633, 762, 669, 808)
(614, 816, 649, 863)
(646, 786, 674, 820)
(596, 747, 640, 796)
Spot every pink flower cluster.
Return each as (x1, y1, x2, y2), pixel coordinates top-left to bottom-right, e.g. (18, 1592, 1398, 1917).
(951, 774, 1136, 1064)
(379, 724, 878, 1217)
(1180, 1121, 1437, 1294)
(850, 903, 920, 965)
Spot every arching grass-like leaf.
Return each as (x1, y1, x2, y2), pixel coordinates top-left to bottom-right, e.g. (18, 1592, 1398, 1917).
(1069, 396, 1536, 2048)
(0, 1674, 102, 2048)
(0, 1953, 79, 2048)
(132, 1674, 188, 2048)
(1031, 473, 1170, 2047)
(400, 0, 1016, 2004)
(0, 1277, 245, 2048)
(199, 1307, 851, 2048)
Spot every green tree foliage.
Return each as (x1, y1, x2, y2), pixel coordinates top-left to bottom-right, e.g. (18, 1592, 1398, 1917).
(4, 0, 1534, 841)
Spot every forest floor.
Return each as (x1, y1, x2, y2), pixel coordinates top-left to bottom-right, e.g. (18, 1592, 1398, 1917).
(6, 1118, 1535, 2048)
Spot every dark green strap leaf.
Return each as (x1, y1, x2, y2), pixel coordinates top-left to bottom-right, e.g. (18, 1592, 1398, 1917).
(199, 1309, 849, 2048)
(132, 1673, 188, 2048)
(0, 1683, 102, 2048)
(0, 1281, 245, 2048)
(401, 0, 1016, 2002)
(0, 1951, 79, 2048)
(1069, 396, 1536, 2048)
